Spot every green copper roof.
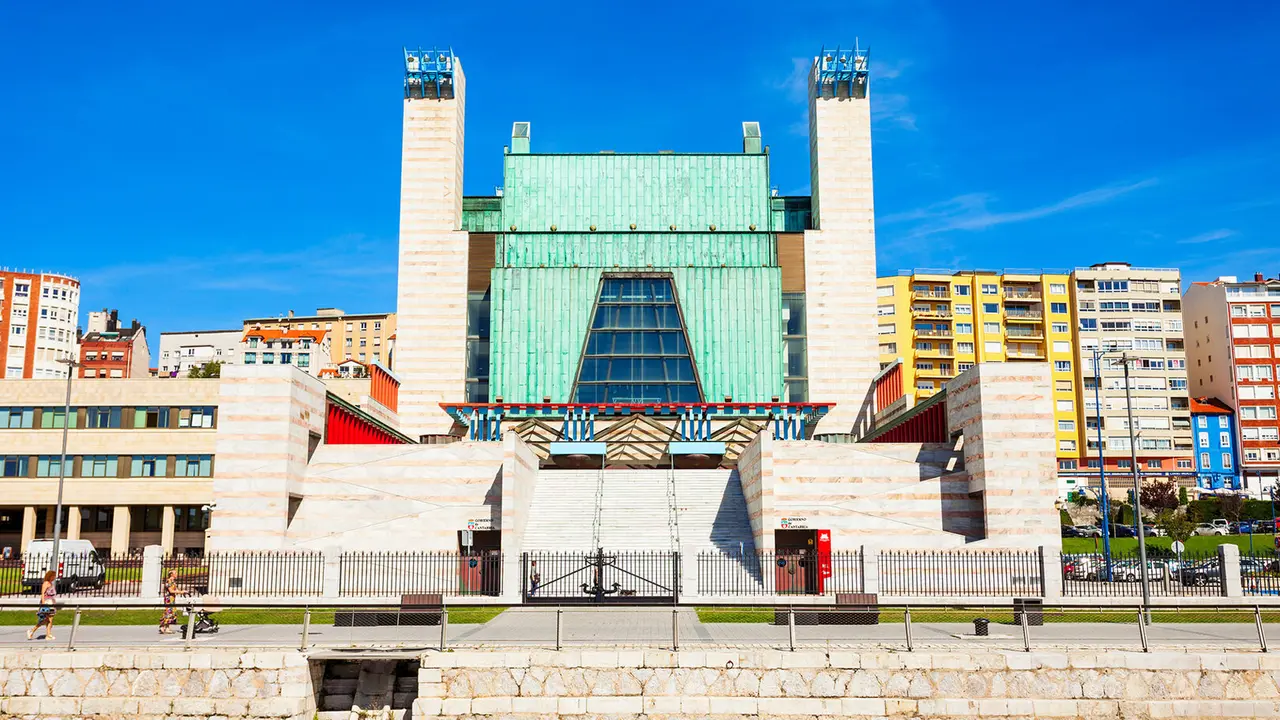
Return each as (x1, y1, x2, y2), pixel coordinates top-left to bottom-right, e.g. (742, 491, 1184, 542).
(500, 154, 771, 233)
(497, 232, 775, 268)
(462, 197, 503, 232)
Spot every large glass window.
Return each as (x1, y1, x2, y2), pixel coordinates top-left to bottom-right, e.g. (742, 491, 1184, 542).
(573, 277, 702, 403)
(1, 456, 28, 477)
(782, 293, 808, 402)
(174, 455, 213, 477)
(85, 407, 122, 429)
(177, 407, 215, 428)
(131, 455, 167, 477)
(134, 407, 170, 428)
(81, 455, 118, 477)
(39, 407, 77, 429)
(465, 291, 491, 402)
(0, 408, 34, 429)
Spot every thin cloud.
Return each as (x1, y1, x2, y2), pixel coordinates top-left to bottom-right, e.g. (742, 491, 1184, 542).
(882, 179, 1157, 240)
(1177, 229, 1236, 245)
(776, 57, 811, 104)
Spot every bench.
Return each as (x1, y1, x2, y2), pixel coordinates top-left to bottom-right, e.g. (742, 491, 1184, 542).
(775, 594, 881, 626)
(334, 594, 444, 627)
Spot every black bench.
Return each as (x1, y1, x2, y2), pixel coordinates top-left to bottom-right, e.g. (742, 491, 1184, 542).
(333, 593, 443, 627)
(775, 593, 881, 625)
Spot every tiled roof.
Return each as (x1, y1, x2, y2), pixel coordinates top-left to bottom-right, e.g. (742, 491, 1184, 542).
(1190, 396, 1232, 415)
(242, 327, 327, 342)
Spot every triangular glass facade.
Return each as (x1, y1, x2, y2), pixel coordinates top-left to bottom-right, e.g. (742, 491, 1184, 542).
(572, 276, 703, 404)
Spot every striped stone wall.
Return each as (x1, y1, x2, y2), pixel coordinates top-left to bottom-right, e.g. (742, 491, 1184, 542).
(500, 433, 539, 593)
(395, 61, 469, 438)
(208, 365, 326, 551)
(945, 362, 1059, 548)
(735, 432, 775, 551)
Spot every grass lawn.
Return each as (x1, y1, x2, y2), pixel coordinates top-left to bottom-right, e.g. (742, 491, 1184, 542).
(1062, 534, 1279, 556)
(0, 606, 505, 626)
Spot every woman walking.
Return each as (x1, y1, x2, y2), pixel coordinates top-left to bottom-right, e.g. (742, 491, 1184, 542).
(159, 570, 181, 634)
(27, 570, 57, 641)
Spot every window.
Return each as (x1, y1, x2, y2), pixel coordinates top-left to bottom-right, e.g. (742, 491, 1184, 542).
(877, 324, 895, 335)
(984, 341, 1002, 354)
(983, 322, 1000, 334)
(1197, 416, 1208, 428)
(983, 303, 999, 313)
(952, 285, 969, 296)
(1059, 440, 1077, 451)
(1223, 453, 1233, 469)
(1058, 420, 1075, 431)
(916, 342, 932, 351)
(174, 455, 214, 477)
(135, 407, 169, 429)
(1056, 399, 1074, 411)
(81, 455, 118, 477)
(281, 352, 293, 365)
(1242, 406, 1278, 420)
(1117, 459, 1132, 469)
(1087, 459, 1101, 469)
(877, 305, 895, 316)
(1263, 428, 1280, 442)
(574, 277, 702, 403)
(40, 407, 77, 429)
(1177, 459, 1193, 469)
(1050, 341, 1069, 354)
(1233, 324, 1269, 338)
(1098, 280, 1129, 293)
(957, 342, 974, 354)
(1079, 318, 1097, 331)
(1219, 432, 1231, 447)
(1, 456, 28, 477)
(298, 353, 310, 367)
(1237, 365, 1274, 381)
(1198, 433, 1209, 448)
(1054, 360, 1072, 372)
(1052, 322, 1069, 334)
(1050, 302, 1068, 314)
(131, 455, 167, 477)
(876, 285, 894, 297)
(1240, 386, 1277, 400)
(36, 456, 64, 477)
(1049, 283, 1066, 295)
(248, 337, 259, 348)
(0, 407, 33, 429)
(84, 407, 122, 429)
(955, 304, 972, 315)
(957, 362, 974, 371)
(1056, 380, 1073, 392)
(955, 323, 973, 334)
(262, 353, 275, 364)
(1100, 320, 1132, 332)
(244, 352, 257, 364)
(980, 284, 998, 295)
(178, 407, 215, 428)
(1200, 452, 1211, 468)
(360, 322, 367, 331)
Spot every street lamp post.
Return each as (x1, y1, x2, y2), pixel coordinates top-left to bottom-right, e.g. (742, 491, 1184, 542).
(1090, 347, 1115, 581)
(1120, 352, 1153, 619)
(48, 358, 79, 573)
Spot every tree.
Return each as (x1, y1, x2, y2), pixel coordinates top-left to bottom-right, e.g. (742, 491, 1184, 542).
(1142, 479, 1180, 513)
(1178, 486, 1189, 506)
(187, 361, 223, 379)
(1156, 509, 1195, 545)
(1221, 494, 1245, 523)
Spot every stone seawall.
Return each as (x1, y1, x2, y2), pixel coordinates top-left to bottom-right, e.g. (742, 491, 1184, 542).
(5, 646, 1280, 719)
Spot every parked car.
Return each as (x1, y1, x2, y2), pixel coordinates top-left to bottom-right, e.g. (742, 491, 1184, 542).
(1195, 523, 1228, 536)
(1211, 519, 1230, 531)
(20, 539, 106, 591)
(1179, 560, 1222, 586)
(1064, 554, 1105, 580)
(1061, 525, 1083, 538)
(1113, 559, 1168, 582)
(1240, 557, 1279, 574)
(1075, 524, 1103, 538)
(1230, 521, 1255, 535)
(1112, 525, 1138, 538)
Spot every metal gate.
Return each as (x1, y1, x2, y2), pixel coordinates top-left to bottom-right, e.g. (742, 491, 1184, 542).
(523, 550, 677, 604)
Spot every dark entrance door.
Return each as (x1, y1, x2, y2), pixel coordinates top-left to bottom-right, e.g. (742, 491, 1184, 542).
(458, 530, 501, 596)
(774, 529, 819, 595)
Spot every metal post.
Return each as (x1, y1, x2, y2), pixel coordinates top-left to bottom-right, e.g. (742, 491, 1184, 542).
(1136, 609, 1149, 652)
(904, 607, 913, 652)
(556, 607, 563, 651)
(787, 607, 796, 651)
(439, 605, 448, 651)
(672, 608, 680, 651)
(1020, 606, 1031, 652)
(1092, 348, 1114, 582)
(300, 609, 311, 651)
(184, 610, 196, 650)
(1123, 354, 1152, 622)
(1257, 606, 1268, 653)
(49, 359, 77, 571)
(66, 608, 81, 651)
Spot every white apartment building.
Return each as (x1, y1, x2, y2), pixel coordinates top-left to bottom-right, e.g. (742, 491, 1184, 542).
(0, 270, 80, 379)
(157, 330, 244, 378)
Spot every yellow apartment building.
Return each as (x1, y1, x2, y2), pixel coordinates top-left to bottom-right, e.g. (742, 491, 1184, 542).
(876, 270, 1082, 462)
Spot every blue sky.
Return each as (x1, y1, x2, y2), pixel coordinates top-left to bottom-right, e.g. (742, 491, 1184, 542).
(2, 1, 1278, 356)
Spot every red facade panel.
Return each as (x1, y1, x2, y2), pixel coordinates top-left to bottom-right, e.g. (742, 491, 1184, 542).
(325, 401, 408, 445)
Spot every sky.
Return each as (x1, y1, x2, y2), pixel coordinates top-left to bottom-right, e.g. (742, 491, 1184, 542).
(2, 1, 1278, 358)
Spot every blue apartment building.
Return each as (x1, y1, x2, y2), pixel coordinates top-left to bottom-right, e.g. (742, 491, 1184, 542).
(1192, 397, 1241, 492)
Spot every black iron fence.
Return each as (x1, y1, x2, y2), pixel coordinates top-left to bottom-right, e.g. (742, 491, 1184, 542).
(878, 550, 1043, 597)
(1243, 552, 1280, 597)
(695, 550, 863, 596)
(162, 552, 325, 597)
(339, 551, 502, 597)
(1062, 550, 1223, 598)
(524, 551, 677, 603)
(0, 553, 144, 598)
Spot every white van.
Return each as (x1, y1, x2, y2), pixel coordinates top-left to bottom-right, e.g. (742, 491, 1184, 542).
(21, 539, 107, 591)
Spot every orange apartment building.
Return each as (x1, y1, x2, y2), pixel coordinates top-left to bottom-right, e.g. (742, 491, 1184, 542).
(0, 269, 80, 379)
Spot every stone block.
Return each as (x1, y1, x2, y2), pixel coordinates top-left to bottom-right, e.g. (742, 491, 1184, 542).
(557, 697, 586, 714)
(189, 654, 213, 669)
(643, 696, 681, 714)
(6, 697, 41, 715)
(418, 668, 443, 683)
(680, 696, 711, 713)
(413, 697, 443, 717)
(213, 698, 250, 715)
(842, 697, 888, 715)
(780, 650, 828, 668)
(580, 650, 618, 668)
(161, 653, 192, 669)
(80, 696, 141, 715)
(440, 698, 471, 715)
(586, 695, 643, 714)
(643, 650, 677, 667)
(470, 696, 513, 713)
(419, 682, 445, 697)
(709, 695, 758, 714)
(173, 697, 216, 715)
(39, 654, 74, 669)
(511, 697, 558, 713)
(676, 650, 706, 667)
(828, 651, 860, 669)
(502, 651, 530, 668)
(1034, 699, 1080, 716)
(70, 652, 106, 669)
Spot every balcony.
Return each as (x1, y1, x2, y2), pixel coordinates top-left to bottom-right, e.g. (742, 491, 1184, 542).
(918, 346, 956, 358)
(1006, 329, 1045, 340)
(915, 367, 955, 379)
(1004, 311, 1043, 322)
(914, 328, 954, 338)
(912, 289, 952, 300)
(1008, 350, 1047, 360)
(912, 307, 952, 319)
(1003, 289, 1043, 302)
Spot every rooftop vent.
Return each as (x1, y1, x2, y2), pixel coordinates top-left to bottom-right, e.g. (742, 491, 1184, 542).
(742, 122, 762, 153)
(511, 122, 530, 154)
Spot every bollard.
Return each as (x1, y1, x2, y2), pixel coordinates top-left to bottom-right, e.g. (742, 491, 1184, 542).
(184, 610, 196, 651)
(1020, 608, 1031, 652)
(556, 607, 563, 651)
(904, 608, 914, 652)
(439, 606, 449, 652)
(1257, 606, 1268, 653)
(787, 608, 796, 652)
(66, 609, 82, 651)
(672, 608, 680, 651)
(300, 609, 311, 651)
(1137, 609, 1149, 653)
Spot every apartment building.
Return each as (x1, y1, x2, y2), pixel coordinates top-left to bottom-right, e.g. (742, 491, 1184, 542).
(0, 379, 219, 556)
(78, 310, 150, 379)
(1190, 397, 1242, 493)
(876, 270, 1081, 461)
(1070, 263, 1192, 477)
(1183, 274, 1280, 495)
(158, 329, 242, 377)
(242, 308, 395, 369)
(0, 269, 80, 379)
(241, 327, 331, 377)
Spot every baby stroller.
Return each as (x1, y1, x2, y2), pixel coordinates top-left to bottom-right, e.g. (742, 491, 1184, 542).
(179, 603, 220, 637)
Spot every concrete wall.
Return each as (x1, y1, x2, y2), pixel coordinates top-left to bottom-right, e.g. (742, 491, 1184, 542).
(946, 363, 1060, 548)
(500, 433, 539, 595)
(208, 365, 326, 551)
(736, 431, 775, 551)
(803, 57, 880, 437)
(284, 441, 504, 552)
(395, 60, 469, 438)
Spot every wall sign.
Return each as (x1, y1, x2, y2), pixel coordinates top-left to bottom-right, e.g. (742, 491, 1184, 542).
(779, 516, 809, 529)
(466, 518, 494, 531)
